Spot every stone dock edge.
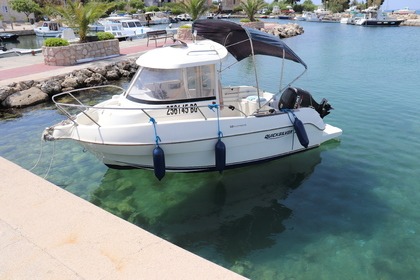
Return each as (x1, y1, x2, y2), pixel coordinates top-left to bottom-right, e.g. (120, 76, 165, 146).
(0, 157, 248, 280)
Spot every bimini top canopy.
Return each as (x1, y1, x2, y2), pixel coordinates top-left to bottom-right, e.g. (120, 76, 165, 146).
(192, 19, 307, 69)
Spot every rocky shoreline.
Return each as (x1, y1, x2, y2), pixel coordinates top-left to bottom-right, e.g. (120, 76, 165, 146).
(0, 59, 138, 111)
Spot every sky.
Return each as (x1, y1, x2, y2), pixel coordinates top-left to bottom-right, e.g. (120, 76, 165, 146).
(310, 0, 419, 10)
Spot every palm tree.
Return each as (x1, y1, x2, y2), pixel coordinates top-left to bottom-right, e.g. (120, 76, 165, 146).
(240, 0, 267, 22)
(179, 0, 208, 21)
(51, 0, 114, 42)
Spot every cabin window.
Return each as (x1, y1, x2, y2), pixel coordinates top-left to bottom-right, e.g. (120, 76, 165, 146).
(126, 65, 216, 102)
(186, 65, 215, 98)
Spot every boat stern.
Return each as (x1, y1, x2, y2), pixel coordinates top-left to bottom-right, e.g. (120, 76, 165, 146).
(322, 124, 342, 142)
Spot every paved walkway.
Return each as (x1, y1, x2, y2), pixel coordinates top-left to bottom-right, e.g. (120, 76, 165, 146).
(0, 38, 156, 87)
(0, 158, 247, 279)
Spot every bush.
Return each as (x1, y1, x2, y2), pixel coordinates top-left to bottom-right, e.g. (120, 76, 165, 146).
(97, 32, 115, 40)
(44, 38, 70, 47)
(179, 24, 192, 28)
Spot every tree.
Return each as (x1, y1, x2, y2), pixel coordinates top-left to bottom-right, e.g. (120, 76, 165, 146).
(51, 0, 114, 42)
(9, 0, 40, 22)
(301, 0, 317, 11)
(285, 0, 301, 5)
(179, 0, 208, 21)
(321, 0, 350, 12)
(129, 0, 145, 12)
(240, 0, 267, 22)
(368, 0, 385, 7)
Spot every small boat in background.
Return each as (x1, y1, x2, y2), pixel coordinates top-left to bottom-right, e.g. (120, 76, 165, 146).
(145, 11, 171, 24)
(393, 7, 416, 15)
(0, 33, 19, 41)
(34, 21, 65, 37)
(119, 19, 152, 37)
(100, 17, 152, 38)
(302, 12, 321, 22)
(102, 22, 132, 41)
(355, 6, 404, 26)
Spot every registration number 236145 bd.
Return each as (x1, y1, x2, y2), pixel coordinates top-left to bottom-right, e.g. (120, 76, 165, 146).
(167, 103, 198, 115)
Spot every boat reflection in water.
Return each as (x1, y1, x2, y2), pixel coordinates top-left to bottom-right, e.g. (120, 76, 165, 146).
(90, 144, 336, 263)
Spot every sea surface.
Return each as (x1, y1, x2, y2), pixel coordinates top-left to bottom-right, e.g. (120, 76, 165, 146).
(1, 20, 420, 279)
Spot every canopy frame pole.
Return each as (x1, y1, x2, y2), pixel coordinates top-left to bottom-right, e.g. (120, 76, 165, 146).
(279, 49, 286, 94)
(243, 27, 262, 109)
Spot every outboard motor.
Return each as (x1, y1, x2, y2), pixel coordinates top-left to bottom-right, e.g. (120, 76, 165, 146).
(279, 87, 332, 118)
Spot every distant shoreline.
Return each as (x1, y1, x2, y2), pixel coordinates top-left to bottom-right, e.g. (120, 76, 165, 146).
(1, 12, 419, 38)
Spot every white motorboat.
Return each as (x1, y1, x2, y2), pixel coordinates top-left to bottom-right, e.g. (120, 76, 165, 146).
(355, 7, 404, 26)
(43, 20, 342, 180)
(145, 11, 171, 24)
(302, 12, 321, 22)
(101, 17, 152, 38)
(119, 19, 152, 37)
(393, 7, 416, 15)
(102, 22, 132, 41)
(34, 21, 65, 37)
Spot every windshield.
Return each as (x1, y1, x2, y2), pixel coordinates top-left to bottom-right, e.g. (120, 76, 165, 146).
(126, 65, 216, 103)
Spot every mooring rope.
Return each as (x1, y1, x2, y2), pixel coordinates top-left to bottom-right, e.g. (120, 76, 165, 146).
(29, 137, 45, 172)
(43, 141, 56, 179)
(29, 138, 55, 179)
(149, 117, 161, 146)
(208, 104, 223, 139)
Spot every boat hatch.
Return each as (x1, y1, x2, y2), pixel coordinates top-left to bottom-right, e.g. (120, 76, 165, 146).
(125, 64, 217, 103)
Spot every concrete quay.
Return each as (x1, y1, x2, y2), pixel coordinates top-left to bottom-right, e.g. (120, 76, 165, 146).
(0, 33, 248, 279)
(0, 157, 247, 279)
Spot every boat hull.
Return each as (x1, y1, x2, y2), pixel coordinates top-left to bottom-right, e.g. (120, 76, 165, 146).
(34, 30, 63, 37)
(0, 33, 19, 41)
(359, 19, 404, 26)
(47, 108, 341, 172)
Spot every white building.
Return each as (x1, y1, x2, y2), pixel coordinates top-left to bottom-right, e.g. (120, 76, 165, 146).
(0, 0, 34, 22)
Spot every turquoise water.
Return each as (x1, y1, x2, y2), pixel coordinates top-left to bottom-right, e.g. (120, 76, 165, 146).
(1, 21, 420, 279)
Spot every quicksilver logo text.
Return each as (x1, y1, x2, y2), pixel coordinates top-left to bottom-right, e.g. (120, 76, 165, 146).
(265, 130, 293, 139)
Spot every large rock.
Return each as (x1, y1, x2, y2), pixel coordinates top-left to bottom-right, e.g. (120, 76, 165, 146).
(263, 23, 304, 38)
(85, 73, 106, 87)
(2, 87, 49, 108)
(0, 86, 16, 103)
(61, 76, 80, 89)
(40, 79, 63, 96)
